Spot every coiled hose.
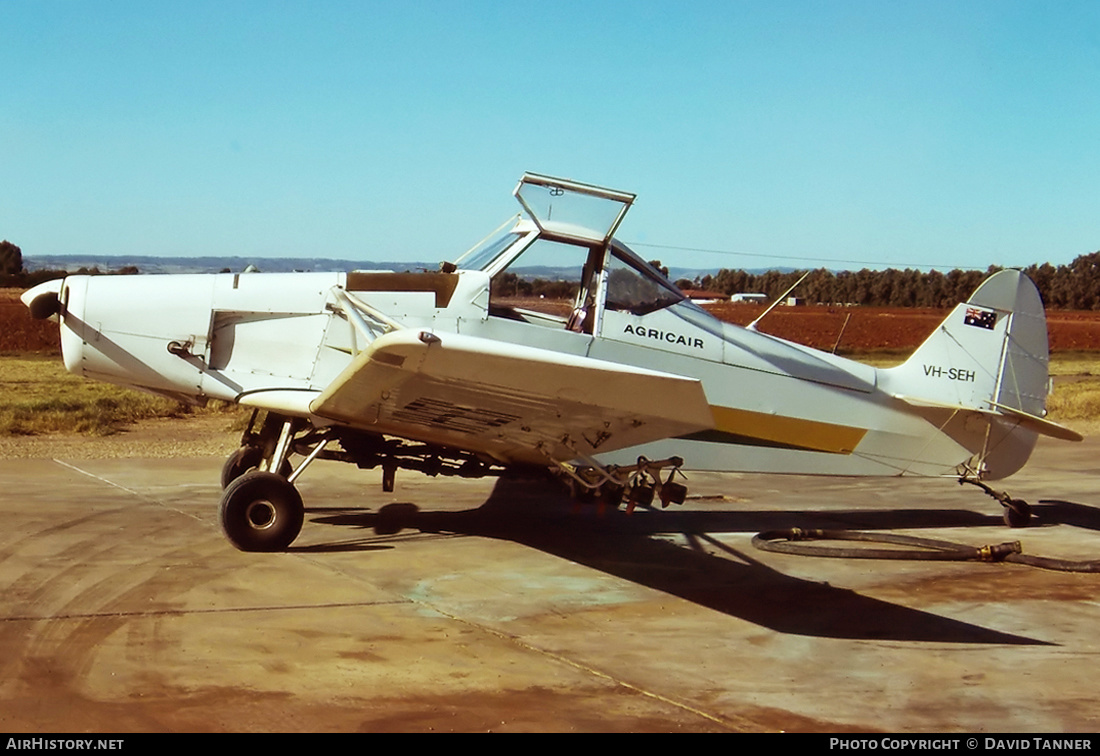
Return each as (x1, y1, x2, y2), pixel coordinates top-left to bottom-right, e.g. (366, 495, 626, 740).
(752, 528, 1100, 573)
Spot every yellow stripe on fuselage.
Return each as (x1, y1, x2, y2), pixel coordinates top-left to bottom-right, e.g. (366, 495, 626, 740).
(708, 406, 867, 454)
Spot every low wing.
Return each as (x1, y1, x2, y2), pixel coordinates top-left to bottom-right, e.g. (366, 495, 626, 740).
(309, 329, 715, 465)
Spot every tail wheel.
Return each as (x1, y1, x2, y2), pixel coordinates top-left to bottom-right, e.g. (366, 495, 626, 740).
(220, 471, 304, 552)
(1003, 499, 1032, 528)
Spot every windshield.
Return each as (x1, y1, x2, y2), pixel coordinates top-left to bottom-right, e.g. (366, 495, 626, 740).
(452, 216, 526, 272)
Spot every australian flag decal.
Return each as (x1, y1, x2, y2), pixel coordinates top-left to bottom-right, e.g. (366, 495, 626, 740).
(964, 306, 997, 330)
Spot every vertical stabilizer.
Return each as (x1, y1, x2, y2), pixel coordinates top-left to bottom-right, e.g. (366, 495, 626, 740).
(882, 269, 1050, 417)
(878, 269, 1081, 479)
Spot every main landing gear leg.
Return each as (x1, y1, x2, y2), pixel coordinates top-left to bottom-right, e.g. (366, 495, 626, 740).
(221, 411, 296, 488)
(217, 413, 329, 552)
(958, 477, 1032, 528)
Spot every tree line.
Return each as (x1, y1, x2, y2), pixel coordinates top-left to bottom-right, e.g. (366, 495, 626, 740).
(6, 235, 1100, 310)
(678, 250, 1100, 310)
(0, 240, 144, 287)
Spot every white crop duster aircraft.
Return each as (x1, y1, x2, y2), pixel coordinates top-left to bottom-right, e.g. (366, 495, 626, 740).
(23, 173, 1082, 551)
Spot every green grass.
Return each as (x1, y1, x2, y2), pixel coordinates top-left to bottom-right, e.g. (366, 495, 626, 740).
(1044, 353, 1100, 427)
(0, 354, 245, 436)
(1046, 380, 1100, 421)
(1046, 351, 1100, 377)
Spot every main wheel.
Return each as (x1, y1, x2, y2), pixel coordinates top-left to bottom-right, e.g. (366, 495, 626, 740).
(220, 471, 305, 552)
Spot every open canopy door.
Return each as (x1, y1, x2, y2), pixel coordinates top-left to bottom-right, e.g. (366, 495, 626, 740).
(514, 173, 636, 245)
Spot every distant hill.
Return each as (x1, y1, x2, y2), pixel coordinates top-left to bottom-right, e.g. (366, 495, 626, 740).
(24, 255, 441, 275)
(24, 255, 785, 282)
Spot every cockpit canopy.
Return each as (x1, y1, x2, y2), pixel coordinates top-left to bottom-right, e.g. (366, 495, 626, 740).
(453, 173, 687, 327)
(513, 172, 635, 245)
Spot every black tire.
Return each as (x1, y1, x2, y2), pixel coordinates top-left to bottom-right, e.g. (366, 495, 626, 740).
(220, 447, 293, 488)
(220, 471, 304, 552)
(221, 446, 263, 489)
(1003, 499, 1032, 528)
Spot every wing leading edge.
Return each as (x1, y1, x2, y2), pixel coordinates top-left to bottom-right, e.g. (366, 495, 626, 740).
(309, 329, 715, 465)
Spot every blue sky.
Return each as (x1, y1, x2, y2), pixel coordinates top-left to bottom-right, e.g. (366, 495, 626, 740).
(3, 1, 1099, 272)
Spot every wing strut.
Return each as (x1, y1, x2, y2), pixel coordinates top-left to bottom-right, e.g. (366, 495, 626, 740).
(329, 287, 405, 354)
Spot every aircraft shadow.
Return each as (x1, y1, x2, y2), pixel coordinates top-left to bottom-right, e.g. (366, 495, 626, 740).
(1034, 499, 1100, 531)
(303, 477, 1077, 646)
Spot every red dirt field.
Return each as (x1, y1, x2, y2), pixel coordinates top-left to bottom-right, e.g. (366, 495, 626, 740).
(1, 289, 61, 353)
(702, 303, 1100, 353)
(4, 288, 1100, 354)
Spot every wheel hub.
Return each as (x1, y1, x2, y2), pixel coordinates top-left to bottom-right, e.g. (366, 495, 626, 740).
(246, 499, 278, 530)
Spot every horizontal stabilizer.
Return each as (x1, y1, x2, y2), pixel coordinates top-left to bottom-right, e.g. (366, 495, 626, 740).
(893, 394, 1082, 442)
(987, 400, 1083, 442)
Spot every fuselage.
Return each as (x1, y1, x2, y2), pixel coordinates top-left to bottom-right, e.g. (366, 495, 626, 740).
(41, 264, 1036, 481)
